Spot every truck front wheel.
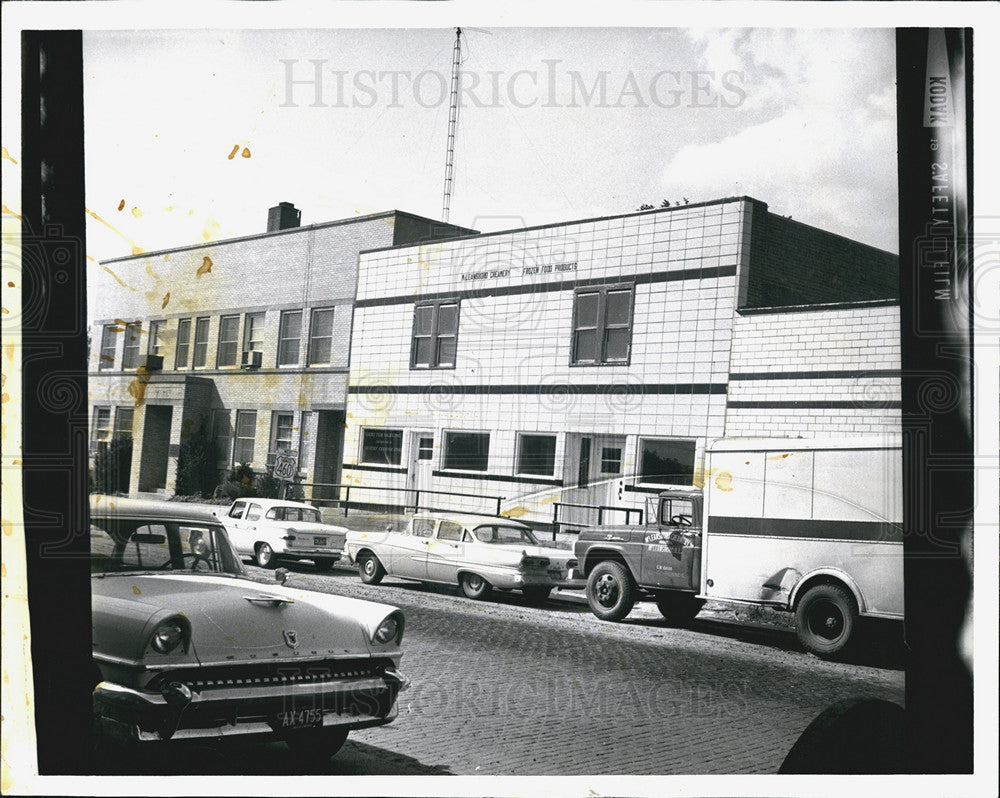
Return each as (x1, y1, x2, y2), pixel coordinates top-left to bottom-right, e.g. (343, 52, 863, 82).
(795, 583, 857, 658)
(586, 561, 636, 622)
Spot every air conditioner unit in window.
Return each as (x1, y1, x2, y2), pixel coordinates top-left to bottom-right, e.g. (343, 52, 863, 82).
(142, 355, 163, 371)
(241, 350, 263, 369)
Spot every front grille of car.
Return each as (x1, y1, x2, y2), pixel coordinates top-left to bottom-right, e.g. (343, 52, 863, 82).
(147, 657, 392, 693)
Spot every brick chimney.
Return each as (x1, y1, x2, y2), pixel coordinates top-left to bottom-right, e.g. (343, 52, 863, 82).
(267, 202, 301, 232)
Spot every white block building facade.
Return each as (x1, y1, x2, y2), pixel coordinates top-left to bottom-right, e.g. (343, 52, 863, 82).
(342, 197, 899, 526)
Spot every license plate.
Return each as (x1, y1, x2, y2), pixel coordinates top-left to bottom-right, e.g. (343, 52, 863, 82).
(313, 537, 327, 546)
(274, 707, 324, 730)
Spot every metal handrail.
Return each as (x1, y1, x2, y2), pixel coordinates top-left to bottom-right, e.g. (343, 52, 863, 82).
(297, 482, 505, 517)
(551, 501, 644, 539)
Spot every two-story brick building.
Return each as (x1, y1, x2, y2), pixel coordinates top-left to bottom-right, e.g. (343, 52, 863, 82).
(341, 196, 899, 525)
(88, 205, 474, 495)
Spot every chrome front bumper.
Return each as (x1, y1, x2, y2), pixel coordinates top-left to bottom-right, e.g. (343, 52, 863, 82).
(94, 667, 409, 743)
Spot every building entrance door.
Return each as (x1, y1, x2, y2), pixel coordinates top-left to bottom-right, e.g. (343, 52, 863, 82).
(408, 432, 435, 511)
(563, 433, 627, 527)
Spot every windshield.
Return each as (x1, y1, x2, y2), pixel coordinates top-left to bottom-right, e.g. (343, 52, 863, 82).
(473, 524, 539, 545)
(91, 519, 245, 575)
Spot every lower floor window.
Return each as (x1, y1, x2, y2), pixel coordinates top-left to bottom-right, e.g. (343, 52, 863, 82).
(639, 439, 695, 485)
(268, 412, 295, 466)
(91, 407, 112, 452)
(361, 428, 403, 466)
(233, 410, 257, 465)
(443, 431, 490, 472)
(517, 434, 556, 476)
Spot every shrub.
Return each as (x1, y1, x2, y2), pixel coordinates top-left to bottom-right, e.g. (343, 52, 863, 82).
(218, 462, 257, 500)
(92, 437, 132, 494)
(175, 423, 220, 498)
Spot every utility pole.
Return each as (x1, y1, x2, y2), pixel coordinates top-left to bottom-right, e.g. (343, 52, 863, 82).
(442, 27, 462, 223)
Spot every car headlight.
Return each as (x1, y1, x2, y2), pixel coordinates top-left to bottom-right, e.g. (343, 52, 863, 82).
(149, 619, 187, 654)
(373, 613, 403, 645)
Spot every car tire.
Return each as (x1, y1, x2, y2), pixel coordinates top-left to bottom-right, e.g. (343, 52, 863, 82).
(358, 552, 385, 585)
(522, 586, 552, 605)
(795, 583, 858, 658)
(313, 557, 337, 571)
(586, 560, 635, 622)
(655, 594, 705, 626)
(459, 572, 492, 600)
(254, 542, 276, 569)
(284, 727, 349, 763)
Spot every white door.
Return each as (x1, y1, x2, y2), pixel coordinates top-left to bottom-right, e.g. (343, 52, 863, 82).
(408, 432, 435, 512)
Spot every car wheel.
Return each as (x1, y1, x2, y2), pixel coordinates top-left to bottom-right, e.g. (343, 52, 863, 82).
(655, 594, 705, 626)
(358, 552, 385, 585)
(254, 542, 276, 569)
(284, 727, 349, 763)
(313, 557, 337, 571)
(795, 583, 857, 658)
(460, 572, 492, 600)
(522, 586, 552, 605)
(586, 561, 635, 621)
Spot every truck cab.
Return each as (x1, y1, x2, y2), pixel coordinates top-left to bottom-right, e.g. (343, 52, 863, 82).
(573, 488, 705, 623)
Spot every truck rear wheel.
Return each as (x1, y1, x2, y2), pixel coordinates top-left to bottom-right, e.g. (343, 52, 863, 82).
(586, 561, 635, 622)
(795, 583, 857, 658)
(655, 594, 705, 626)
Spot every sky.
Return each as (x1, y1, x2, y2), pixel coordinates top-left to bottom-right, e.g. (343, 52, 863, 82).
(81, 27, 898, 261)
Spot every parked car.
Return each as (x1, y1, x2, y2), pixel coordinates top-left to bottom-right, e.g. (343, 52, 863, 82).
(344, 513, 584, 603)
(90, 496, 408, 762)
(218, 498, 348, 570)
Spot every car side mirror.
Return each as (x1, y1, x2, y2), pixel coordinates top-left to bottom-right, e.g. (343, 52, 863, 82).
(385, 523, 394, 533)
(275, 567, 289, 585)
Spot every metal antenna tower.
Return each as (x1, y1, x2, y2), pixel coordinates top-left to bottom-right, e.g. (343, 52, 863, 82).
(442, 27, 462, 223)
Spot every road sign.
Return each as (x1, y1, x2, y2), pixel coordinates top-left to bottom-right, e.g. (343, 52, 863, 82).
(272, 453, 298, 480)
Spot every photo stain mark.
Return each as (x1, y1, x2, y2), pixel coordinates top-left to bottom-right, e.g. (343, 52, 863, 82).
(197, 256, 213, 278)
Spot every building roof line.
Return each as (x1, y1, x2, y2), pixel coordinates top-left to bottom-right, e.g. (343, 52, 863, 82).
(358, 195, 762, 257)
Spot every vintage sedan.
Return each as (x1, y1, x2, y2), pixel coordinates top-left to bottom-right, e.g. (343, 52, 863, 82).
(344, 513, 584, 603)
(90, 496, 408, 762)
(219, 497, 348, 570)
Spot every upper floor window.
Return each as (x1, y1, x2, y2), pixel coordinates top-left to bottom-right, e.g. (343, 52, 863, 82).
(217, 315, 240, 367)
(411, 300, 459, 369)
(571, 285, 633, 365)
(147, 320, 165, 359)
(277, 310, 302, 366)
(98, 325, 118, 371)
(121, 321, 142, 370)
(308, 308, 335, 366)
(175, 318, 192, 368)
(243, 312, 265, 354)
(193, 317, 210, 368)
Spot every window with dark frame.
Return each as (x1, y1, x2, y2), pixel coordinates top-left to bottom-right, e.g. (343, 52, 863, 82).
(277, 310, 302, 366)
(193, 317, 210, 368)
(217, 315, 240, 367)
(175, 318, 192, 368)
(233, 410, 257, 465)
(601, 447, 622, 474)
(308, 308, 335, 365)
(410, 300, 459, 369)
(571, 285, 633, 365)
(443, 431, 490, 472)
(639, 439, 696, 485)
(517, 434, 557, 476)
(121, 321, 142, 369)
(99, 324, 118, 371)
(361, 428, 403, 466)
